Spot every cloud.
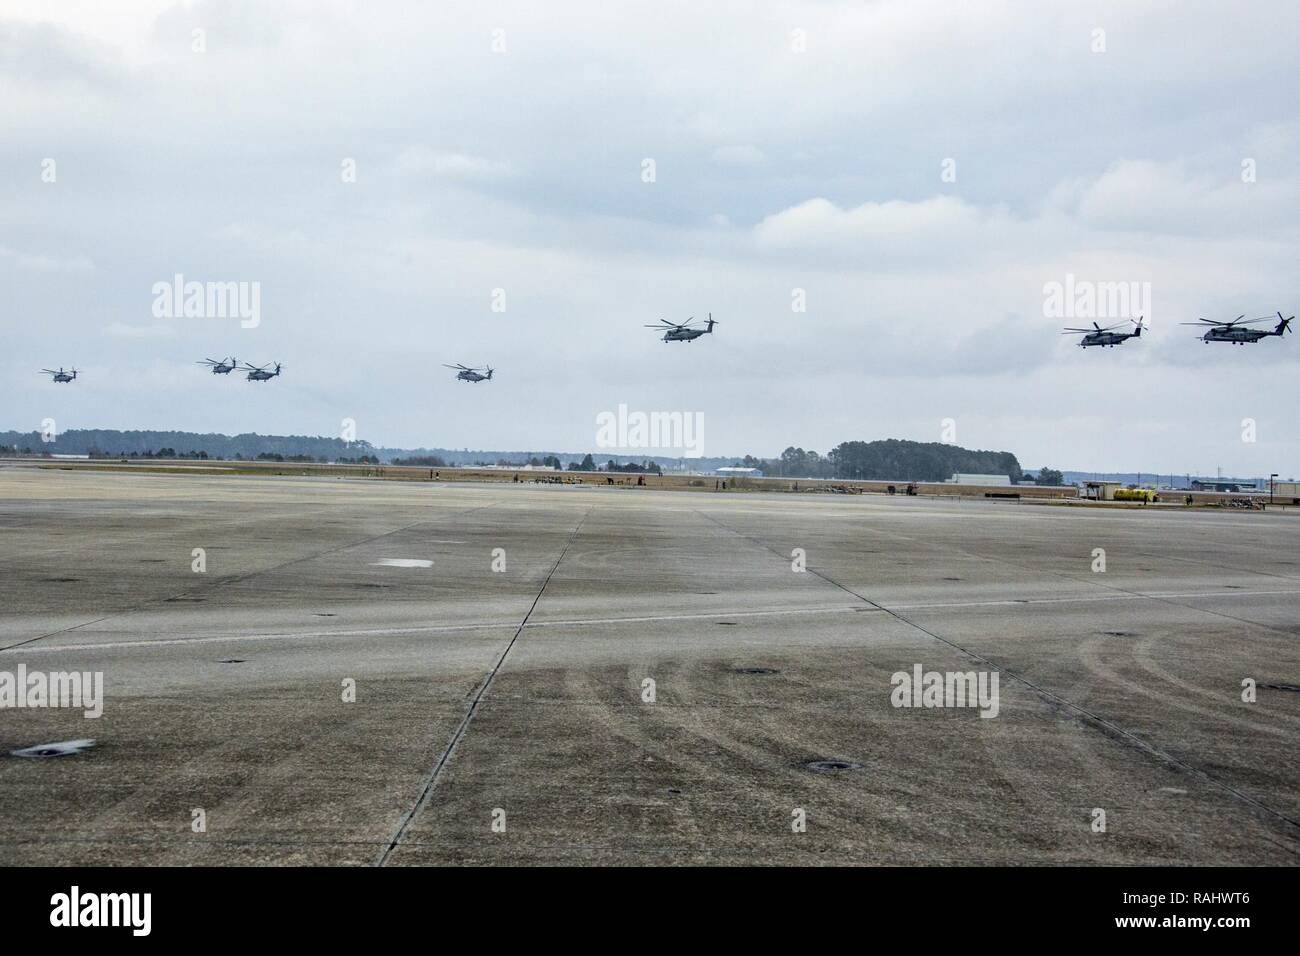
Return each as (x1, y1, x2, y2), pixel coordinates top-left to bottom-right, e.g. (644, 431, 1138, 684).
(104, 322, 174, 339)
(710, 145, 766, 168)
(392, 147, 513, 182)
(752, 195, 1010, 266)
(0, 245, 94, 272)
(0, 0, 1298, 476)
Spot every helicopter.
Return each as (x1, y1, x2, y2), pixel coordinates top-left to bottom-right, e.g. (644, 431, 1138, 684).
(242, 362, 282, 381)
(1061, 317, 1145, 348)
(41, 367, 78, 383)
(644, 314, 719, 343)
(198, 357, 238, 374)
(1181, 312, 1293, 344)
(443, 363, 494, 383)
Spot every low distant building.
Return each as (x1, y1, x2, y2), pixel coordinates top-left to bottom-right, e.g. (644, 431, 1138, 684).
(1082, 480, 1123, 501)
(717, 466, 763, 478)
(948, 473, 1011, 486)
(1190, 479, 1258, 493)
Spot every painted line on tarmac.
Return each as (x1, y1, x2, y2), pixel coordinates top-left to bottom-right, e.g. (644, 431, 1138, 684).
(8, 587, 1299, 656)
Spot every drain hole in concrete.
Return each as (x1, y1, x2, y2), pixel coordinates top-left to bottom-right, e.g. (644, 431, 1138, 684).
(1260, 682, 1300, 692)
(664, 787, 683, 795)
(217, 659, 247, 664)
(10, 739, 95, 758)
(1101, 630, 1138, 637)
(805, 759, 862, 773)
(734, 667, 779, 675)
(942, 577, 962, 581)
(716, 621, 738, 626)
(314, 613, 336, 617)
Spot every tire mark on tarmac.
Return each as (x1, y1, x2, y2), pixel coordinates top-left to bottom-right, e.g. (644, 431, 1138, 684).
(0, 500, 501, 654)
(375, 507, 593, 866)
(692, 508, 1300, 834)
(832, 511, 1300, 640)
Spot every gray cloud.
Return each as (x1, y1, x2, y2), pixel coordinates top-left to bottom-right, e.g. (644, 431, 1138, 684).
(1, 0, 1297, 475)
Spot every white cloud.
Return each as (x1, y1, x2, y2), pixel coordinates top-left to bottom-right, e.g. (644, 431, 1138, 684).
(1, 0, 1298, 476)
(710, 145, 766, 168)
(0, 245, 94, 272)
(392, 147, 512, 182)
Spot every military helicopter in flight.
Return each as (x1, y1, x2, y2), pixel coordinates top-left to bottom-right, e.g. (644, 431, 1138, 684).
(443, 363, 494, 383)
(41, 367, 78, 383)
(1061, 317, 1145, 348)
(1181, 313, 1294, 344)
(241, 361, 282, 381)
(645, 314, 719, 343)
(198, 357, 238, 375)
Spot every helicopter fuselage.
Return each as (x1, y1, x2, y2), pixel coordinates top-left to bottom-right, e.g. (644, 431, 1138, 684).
(1079, 331, 1137, 348)
(1202, 327, 1274, 343)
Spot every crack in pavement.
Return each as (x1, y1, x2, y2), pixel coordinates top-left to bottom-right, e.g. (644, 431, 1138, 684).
(375, 507, 593, 866)
(691, 507, 1300, 835)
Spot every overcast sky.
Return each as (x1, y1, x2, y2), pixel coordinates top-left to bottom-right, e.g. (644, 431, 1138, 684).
(2, 0, 1297, 475)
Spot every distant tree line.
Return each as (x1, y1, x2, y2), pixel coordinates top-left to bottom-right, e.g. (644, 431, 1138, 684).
(605, 459, 663, 474)
(759, 440, 1022, 482)
(0, 429, 377, 462)
(391, 455, 448, 467)
(1, 429, 1025, 483)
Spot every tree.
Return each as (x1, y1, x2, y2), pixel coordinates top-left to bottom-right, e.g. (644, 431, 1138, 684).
(1037, 467, 1065, 486)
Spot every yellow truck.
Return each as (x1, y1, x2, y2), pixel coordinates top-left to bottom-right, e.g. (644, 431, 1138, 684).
(1113, 487, 1158, 503)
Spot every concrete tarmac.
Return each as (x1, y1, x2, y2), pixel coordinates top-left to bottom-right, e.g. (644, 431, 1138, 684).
(0, 466, 1296, 865)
